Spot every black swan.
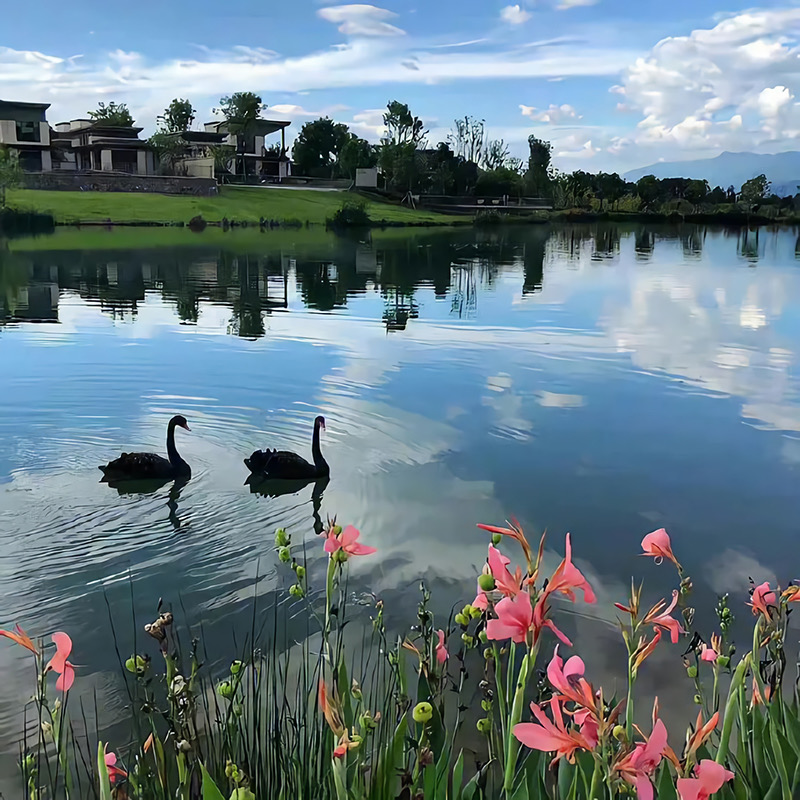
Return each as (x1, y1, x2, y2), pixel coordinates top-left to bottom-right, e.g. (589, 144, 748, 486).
(245, 415, 329, 480)
(99, 415, 191, 482)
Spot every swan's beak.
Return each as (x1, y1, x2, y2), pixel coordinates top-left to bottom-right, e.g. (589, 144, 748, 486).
(182, 423, 191, 431)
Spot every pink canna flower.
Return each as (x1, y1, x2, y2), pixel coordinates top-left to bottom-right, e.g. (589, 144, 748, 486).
(641, 529, 681, 569)
(513, 696, 595, 765)
(104, 748, 127, 783)
(487, 545, 523, 598)
(700, 644, 718, 663)
(435, 629, 448, 664)
(472, 590, 489, 611)
(532, 591, 573, 647)
(749, 582, 777, 618)
(324, 525, 377, 557)
(676, 759, 734, 800)
(46, 633, 75, 692)
(486, 592, 533, 644)
(546, 647, 597, 712)
(573, 708, 599, 749)
(615, 719, 669, 800)
(544, 534, 597, 605)
(643, 591, 683, 644)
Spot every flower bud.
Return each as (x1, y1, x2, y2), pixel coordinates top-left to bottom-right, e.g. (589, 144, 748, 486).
(275, 528, 290, 547)
(289, 584, 305, 599)
(484, 648, 493, 660)
(481, 699, 491, 712)
(491, 534, 502, 546)
(468, 605, 482, 620)
(295, 565, 306, 580)
(693, 694, 702, 705)
(278, 547, 292, 563)
(177, 739, 191, 753)
(479, 630, 488, 643)
(412, 702, 433, 724)
(218, 680, 234, 700)
(478, 573, 496, 592)
(335, 549, 349, 564)
(476, 718, 492, 735)
(333, 525, 343, 535)
(462, 634, 475, 647)
(454, 613, 469, 627)
(230, 660, 243, 676)
(351, 680, 363, 701)
(613, 725, 626, 742)
(687, 665, 698, 679)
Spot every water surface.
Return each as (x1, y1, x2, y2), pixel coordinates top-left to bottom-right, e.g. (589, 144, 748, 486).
(1, 223, 799, 785)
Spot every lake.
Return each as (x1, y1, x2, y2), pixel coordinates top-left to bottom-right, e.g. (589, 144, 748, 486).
(1, 222, 799, 786)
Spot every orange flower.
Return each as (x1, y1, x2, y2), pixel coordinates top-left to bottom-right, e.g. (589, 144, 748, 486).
(477, 518, 533, 568)
(642, 592, 684, 644)
(0, 624, 37, 655)
(685, 711, 719, 762)
(318, 679, 345, 737)
(631, 629, 662, 674)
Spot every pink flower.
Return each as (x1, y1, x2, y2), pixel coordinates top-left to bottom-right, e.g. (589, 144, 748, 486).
(104, 748, 127, 783)
(546, 647, 596, 712)
(700, 645, 718, 663)
(544, 534, 596, 605)
(573, 708, 599, 749)
(643, 591, 683, 644)
(677, 760, 734, 800)
(324, 525, 377, 557)
(46, 632, 75, 692)
(435, 629, 448, 664)
(513, 696, 595, 765)
(615, 719, 669, 800)
(641, 529, 681, 569)
(472, 591, 489, 611)
(486, 593, 533, 644)
(749, 582, 777, 618)
(488, 545, 523, 598)
(532, 592, 573, 647)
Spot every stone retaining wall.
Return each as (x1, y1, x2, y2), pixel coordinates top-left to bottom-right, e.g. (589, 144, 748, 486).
(22, 171, 218, 197)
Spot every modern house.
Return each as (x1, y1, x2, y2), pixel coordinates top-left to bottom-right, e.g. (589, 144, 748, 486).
(51, 119, 155, 174)
(203, 118, 291, 180)
(0, 100, 53, 172)
(165, 130, 227, 179)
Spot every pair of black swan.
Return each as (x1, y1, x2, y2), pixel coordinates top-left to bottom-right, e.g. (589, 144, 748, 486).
(99, 414, 329, 483)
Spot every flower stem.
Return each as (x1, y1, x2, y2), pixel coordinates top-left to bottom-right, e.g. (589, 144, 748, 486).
(625, 654, 636, 740)
(503, 650, 534, 796)
(716, 652, 751, 765)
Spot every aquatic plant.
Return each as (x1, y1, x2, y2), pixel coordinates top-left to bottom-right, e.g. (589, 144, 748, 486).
(4, 516, 800, 799)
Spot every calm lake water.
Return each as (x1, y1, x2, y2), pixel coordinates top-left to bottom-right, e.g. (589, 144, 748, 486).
(1, 222, 800, 785)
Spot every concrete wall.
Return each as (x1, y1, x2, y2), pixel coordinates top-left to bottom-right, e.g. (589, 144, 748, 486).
(180, 156, 215, 179)
(22, 171, 218, 196)
(356, 168, 378, 188)
(0, 120, 50, 146)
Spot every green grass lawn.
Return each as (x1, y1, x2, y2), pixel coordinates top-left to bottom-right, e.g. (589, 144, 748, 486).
(6, 186, 458, 226)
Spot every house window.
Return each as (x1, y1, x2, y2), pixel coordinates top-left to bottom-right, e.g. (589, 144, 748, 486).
(15, 121, 41, 143)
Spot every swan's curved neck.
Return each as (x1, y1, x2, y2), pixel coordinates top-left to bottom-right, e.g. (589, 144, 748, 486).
(312, 421, 328, 473)
(167, 421, 187, 467)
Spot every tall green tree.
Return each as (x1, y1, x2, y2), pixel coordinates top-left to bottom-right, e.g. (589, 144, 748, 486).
(291, 118, 351, 178)
(382, 101, 426, 147)
(380, 101, 426, 193)
(483, 139, 512, 171)
(740, 174, 770, 204)
(0, 146, 22, 207)
(448, 116, 485, 164)
(337, 135, 376, 179)
(158, 98, 196, 133)
(524, 135, 553, 197)
(87, 102, 134, 126)
(214, 92, 267, 178)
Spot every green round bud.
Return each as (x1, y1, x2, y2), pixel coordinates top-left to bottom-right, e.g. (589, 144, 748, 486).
(462, 634, 475, 647)
(334, 549, 349, 564)
(295, 565, 306, 579)
(481, 699, 491, 712)
(491, 534, 502, 546)
(412, 702, 433, 724)
(275, 528, 290, 547)
(23, 754, 35, 771)
(479, 630, 488, 643)
(278, 547, 292, 563)
(476, 718, 492, 735)
(230, 660, 243, 676)
(693, 694, 702, 705)
(289, 584, 305, 599)
(484, 648, 493, 660)
(468, 606, 482, 620)
(687, 665, 698, 679)
(225, 762, 236, 779)
(613, 725, 626, 742)
(218, 681, 234, 700)
(125, 657, 136, 674)
(478, 573, 496, 592)
(454, 613, 469, 627)
(717, 656, 730, 668)
(333, 525, 343, 535)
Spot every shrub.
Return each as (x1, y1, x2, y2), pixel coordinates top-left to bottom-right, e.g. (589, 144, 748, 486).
(327, 198, 371, 228)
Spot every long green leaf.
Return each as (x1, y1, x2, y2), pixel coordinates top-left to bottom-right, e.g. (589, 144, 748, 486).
(451, 750, 465, 800)
(97, 742, 112, 800)
(200, 762, 227, 800)
(767, 722, 792, 800)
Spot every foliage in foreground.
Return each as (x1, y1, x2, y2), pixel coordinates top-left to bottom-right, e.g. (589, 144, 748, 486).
(4, 517, 800, 800)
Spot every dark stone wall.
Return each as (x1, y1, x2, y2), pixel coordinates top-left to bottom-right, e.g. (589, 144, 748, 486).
(22, 171, 218, 197)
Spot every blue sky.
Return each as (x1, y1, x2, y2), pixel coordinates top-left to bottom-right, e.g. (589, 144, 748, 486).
(3, 1, 800, 173)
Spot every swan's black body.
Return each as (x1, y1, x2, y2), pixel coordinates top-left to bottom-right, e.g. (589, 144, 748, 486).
(100, 415, 191, 482)
(245, 416, 329, 480)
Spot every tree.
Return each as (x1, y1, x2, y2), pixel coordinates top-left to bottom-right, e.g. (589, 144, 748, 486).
(291, 118, 351, 178)
(740, 174, 771, 205)
(158, 98, 195, 133)
(448, 116, 485, 164)
(594, 172, 627, 210)
(0, 146, 22, 207)
(685, 179, 709, 207)
(383, 101, 426, 147)
(87, 102, 134, 126)
(708, 185, 727, 204)
(636, 175, 661, 208)
(337, 135, 376, 179)
(483, 139, 511, 171)
(475, 167, 523, 197)
(214, 92, 267, 178)
(525, 135, 553, 197)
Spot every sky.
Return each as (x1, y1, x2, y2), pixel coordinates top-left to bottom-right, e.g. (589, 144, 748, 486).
(3, 1, 800, 174)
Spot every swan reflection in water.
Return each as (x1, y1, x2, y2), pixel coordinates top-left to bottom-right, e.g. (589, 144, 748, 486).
(245, 475, 330, 535)
(102, 476, 190, 530)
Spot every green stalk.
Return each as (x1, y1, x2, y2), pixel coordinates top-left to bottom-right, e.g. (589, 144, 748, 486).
(493, 643, 507, 742)
(589, 758, 603, 800)
(625, 654, 636, 740)
(503, 650, 534, 796)
(716, 652, 751, 764)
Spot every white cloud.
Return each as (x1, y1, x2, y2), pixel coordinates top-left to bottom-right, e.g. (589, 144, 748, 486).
(556, 139, 600, 159)
(520, 102, 581, 122)
(612, 8, 800, 162)
(500, 5, 532, 25)
(317, 4, 405, 37)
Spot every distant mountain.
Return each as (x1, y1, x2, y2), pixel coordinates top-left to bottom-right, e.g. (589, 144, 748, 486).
(624, 152, 800, 196)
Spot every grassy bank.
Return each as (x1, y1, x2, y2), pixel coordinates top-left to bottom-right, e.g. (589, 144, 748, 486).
(6, 186, 458, 226)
